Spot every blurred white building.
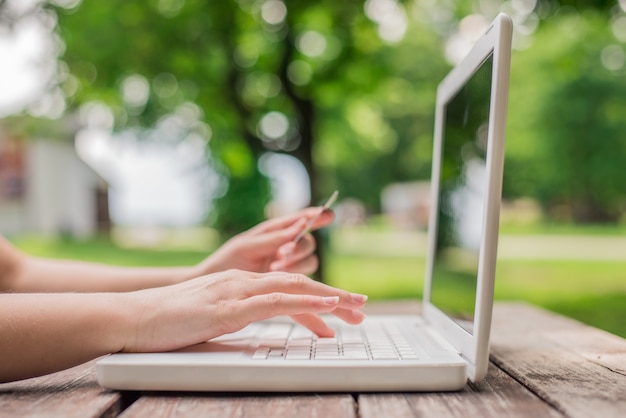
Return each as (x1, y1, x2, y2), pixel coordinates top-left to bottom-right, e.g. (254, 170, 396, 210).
(0, 132, 109, 238)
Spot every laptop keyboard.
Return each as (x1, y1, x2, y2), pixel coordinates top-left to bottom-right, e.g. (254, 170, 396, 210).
(251, 318, 426, 361)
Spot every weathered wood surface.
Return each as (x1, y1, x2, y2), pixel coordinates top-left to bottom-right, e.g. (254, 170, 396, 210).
(359, 301, 564, 418)
(490, 302, 626, 418)
(1, 302, 625, 418)
(0, 358, 125, 418)
(359, 363, 563, 418)
(119, 394, 356, 418)
(363, 298, 626, 417)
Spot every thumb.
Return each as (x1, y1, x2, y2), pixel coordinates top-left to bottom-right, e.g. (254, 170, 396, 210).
(253, 217, 307, 249)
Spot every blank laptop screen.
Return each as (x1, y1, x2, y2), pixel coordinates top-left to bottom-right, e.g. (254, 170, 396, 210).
(430, 53, 494, 334)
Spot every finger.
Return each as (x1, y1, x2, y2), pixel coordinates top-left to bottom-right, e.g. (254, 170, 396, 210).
(305, 208, 334, 231)
(271, 235, 317, 270)
(291, 309, 366, 338)
(283, 232, 316, 257)
(290, 313, 336, 338)
(330, 307, 367, 325)
(275, 241, 298, 260)
(270, 255, 318, 275)
(248, 217, 308, 250)
(237, 293, 341, 324)
(292, 209, 334, 243)
(247, 208, 334, 255)
(251, 212, 305, 234)
(244, 273, 368, 309)
(258, 207, 334, 234)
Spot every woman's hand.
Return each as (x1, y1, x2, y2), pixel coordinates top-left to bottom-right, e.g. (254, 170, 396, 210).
(197, 207, 334, 276)
(0, 269, 366, 383)
(121, 269, 367, 353)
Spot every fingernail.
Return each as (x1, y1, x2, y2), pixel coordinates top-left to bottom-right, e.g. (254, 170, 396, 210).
(270, 261, 286, 271)
(279, 243, 295, 257)
(322, 296, 340, 305)
(351, 293, 368, 304)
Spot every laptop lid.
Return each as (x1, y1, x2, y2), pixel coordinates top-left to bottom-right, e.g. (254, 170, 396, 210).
(423, 13, 512, 382)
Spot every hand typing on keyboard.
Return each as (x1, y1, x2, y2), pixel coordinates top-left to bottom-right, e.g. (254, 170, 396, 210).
(0, 206, 367, 384)
(252, 318, 421, 361)
(120, 270, 368, 354)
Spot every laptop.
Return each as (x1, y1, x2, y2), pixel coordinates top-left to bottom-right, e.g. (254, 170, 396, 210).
(96, 13, 512, 392)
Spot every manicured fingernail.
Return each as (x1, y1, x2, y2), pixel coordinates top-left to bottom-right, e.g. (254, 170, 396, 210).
(322, 296, 340, 305)
(351, 293, 368, 304)
(280, 242, 296, 257)
(270, 261, 286, 271)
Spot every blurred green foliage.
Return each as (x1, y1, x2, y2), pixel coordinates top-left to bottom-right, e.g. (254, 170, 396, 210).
(3, 0, 625, 231)
(505, 10, 626, 223)
(48, 0, 449, 230)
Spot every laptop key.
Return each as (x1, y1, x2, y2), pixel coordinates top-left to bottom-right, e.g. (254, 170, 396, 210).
(252, 347, 270, 359)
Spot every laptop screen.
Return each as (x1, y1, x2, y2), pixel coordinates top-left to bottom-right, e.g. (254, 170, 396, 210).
(429, 53, 494, 335)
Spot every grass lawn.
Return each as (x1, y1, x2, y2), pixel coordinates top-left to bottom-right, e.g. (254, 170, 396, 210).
(8, 230, 626, 339)
(10, 235, 208, 267)
(326, 226, 626, 338)
(327, 254, 626, 338)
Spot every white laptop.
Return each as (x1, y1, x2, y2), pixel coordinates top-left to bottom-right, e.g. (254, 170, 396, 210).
(96, 13, 512, 393)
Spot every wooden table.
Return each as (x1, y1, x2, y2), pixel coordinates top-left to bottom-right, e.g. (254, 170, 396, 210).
(2, 301, 625, 418)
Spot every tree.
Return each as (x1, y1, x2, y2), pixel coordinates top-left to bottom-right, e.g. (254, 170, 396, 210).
(6, 0, 624, 232)
(504, 10, 626, 223)
(50, 0, 451, 226)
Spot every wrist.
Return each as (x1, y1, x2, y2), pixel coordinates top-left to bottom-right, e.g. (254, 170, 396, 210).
(114, 290, 152, 353)
(96, 292, 138, 354)
(196, 250, 227, 276)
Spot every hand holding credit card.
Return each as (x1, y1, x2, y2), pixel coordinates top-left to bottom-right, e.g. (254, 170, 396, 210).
(293, 190, 339, 244)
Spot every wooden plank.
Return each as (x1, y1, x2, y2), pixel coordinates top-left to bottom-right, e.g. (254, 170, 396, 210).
(359, 363, 563, 418)
(4, 301, 621, 418)
(0, 358, 125, 418)
(490, 302, 626, 418)
(119, 394, 356, 418)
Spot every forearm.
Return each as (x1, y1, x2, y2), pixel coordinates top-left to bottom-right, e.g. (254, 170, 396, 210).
(8, 257, 201, 293)
(0, 292, 131, 383)
(0, 270, 368, 383)
(0, 236, 202, 293)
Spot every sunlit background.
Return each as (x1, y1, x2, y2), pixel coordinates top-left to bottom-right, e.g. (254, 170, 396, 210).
(1, 0, 625, 337)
